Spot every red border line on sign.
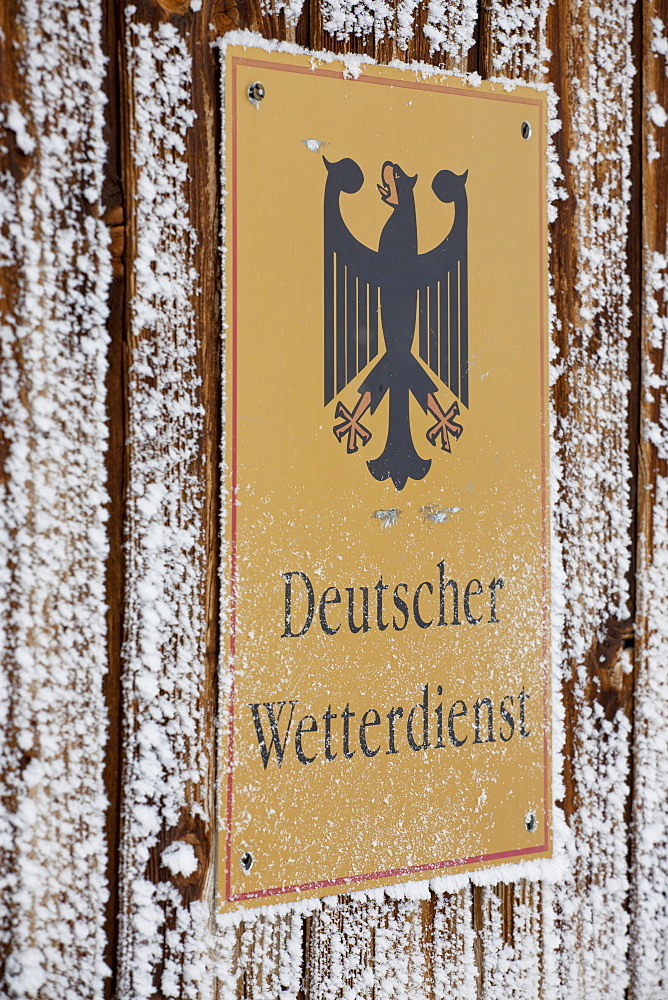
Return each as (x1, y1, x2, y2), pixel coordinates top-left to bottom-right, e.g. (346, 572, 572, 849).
(227, 844, 550, 902)
(225, 61, 239, 903)
(226, 54, 551, 903)
(538, 97, 551, 850)
(234, 55, 545, 107)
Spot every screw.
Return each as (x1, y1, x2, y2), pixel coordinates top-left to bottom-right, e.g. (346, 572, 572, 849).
(525, 811, 537, 832)
(240, 850, 253, 872)
(521, 121, 532, 140)
(248, 81, 265, 104)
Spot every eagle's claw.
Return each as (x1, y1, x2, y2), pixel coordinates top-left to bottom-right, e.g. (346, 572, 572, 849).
(426, 398, 463, 452)
(334, 398, 372, 454)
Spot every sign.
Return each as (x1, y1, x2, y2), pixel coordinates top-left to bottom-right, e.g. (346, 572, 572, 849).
(220, 43, 551, 911)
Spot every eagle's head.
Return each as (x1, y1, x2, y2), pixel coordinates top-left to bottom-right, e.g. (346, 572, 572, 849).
(377, 162, 417, 208)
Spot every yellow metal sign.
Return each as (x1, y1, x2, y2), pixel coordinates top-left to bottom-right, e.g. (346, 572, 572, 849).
(220, 43, 550, 911)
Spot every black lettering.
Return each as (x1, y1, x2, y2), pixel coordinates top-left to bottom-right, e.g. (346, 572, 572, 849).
(386, 706, 404, 754)
(489, 577, 504, 623)
(435, 684, 445, 748)
(499, 696, 515, 742)
(248, 700, 298, 768)
(359, 709, 381, 757)
(407, 684, 430, 750)
(473, 697, 495, 744)
(448, 700, 468, 747)
(375, 577, 389, 631)
(323, 705, 337, 761)
(464, 578, 483, 624)
(318, 586, 341, 635)
(393, 583, 409, 630)
(413, 582, 434, 629)
(295, 714, 318, 764)
(346, 586, 370, 633)
(342, 703, 356, 758)
(519, 687, 530, 736)
(281, 572, 314, 637)
(440, 576, 460, 626)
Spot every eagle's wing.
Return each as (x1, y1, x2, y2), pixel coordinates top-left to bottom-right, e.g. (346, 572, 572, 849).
(414, 170, 469, 408)
(324, 158, 382, 406)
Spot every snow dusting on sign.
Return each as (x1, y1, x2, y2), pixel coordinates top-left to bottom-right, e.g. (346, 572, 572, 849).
(117, 13, 214, 1000)
(216, 28, 567, 998)
(0, 1, 111, 998)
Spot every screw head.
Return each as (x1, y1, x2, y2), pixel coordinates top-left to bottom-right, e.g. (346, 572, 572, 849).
(525, 811, 537, 832)
(240, 850, 253, 872)
(521, 121, 532, 140)
(248, 81, 265, 104)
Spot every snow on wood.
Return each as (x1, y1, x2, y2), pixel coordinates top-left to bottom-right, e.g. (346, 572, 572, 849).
(421, 0, 476, 60)
(631, 4, 668, 995)
(0, 1, 111, 998)
(484, 0, 552, 79)
(548, 3, 636, 997)
(116, 10, 215, 999)
(432, 888, 478, 999)
(315, 0, 477, 59)
(477, 883, 542, 999)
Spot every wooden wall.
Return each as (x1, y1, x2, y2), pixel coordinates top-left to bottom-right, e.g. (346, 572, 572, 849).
(2, 0, 668, 997)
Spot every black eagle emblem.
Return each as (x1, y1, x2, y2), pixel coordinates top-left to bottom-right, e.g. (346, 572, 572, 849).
(323, 157, 468, 491)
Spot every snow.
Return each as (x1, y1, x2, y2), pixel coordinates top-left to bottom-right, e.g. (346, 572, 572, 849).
(317, 0, 477, 61)
(648, 90, 667, 128)
(161, 842, 199, 878)
(652, 15, 668, 58)
(630, 27, 668, 978)
(0, 0, 645, 995)
(647, 23, 668, 164)
(259, 0, 305, 28)
(421, 1, 476, 60)
(486, 0, 552, 80)
(548, 4, 636, 997)
(5, 101, 36, 155)
(116, 12, 214, 1000)
(0, 1, 111, 998)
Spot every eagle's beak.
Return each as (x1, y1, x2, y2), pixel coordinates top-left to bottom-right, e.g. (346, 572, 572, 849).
(378, 161, 399, 206)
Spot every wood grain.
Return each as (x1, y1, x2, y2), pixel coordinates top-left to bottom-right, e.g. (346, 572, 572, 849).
(630, 1, 668, 995)
(115, 2, 221, 996)
(27, 0, 656, 997)
(0, 3, 113, 997)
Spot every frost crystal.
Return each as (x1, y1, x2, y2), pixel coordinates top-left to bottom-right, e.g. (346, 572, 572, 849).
(117, 14, 214, 1000)
(0, 1, 111, 998)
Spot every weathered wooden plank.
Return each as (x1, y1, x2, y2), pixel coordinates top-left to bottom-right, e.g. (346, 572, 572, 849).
(630, 2, 668, 996)
(100, 3, 127, 997)
(480, 0, 552, 81)
(546, 1, 638, 997)
(0, 2, 113, 997)
(115, 3, 220, 997)
(432, 888, 478, 1000)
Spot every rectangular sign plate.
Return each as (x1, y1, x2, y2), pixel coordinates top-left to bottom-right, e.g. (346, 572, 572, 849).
(220, 43, 551, 911)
